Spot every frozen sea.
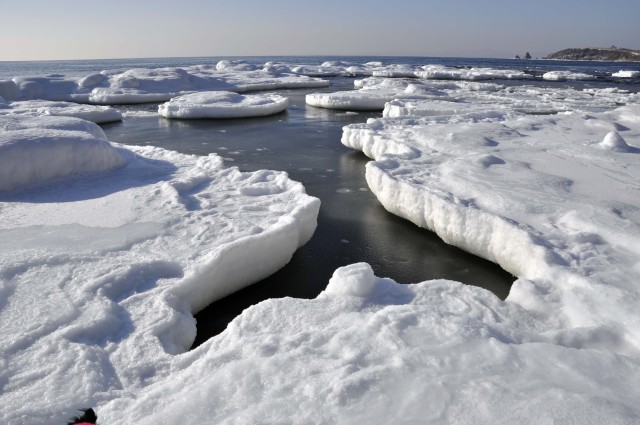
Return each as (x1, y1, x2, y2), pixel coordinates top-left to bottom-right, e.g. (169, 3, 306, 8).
(1, 55, 640, 424)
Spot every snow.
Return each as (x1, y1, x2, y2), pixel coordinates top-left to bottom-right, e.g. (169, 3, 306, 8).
(0, 62, 328, 105)
(0, 100, 122, 123)
(306, 79, 413, 111)
(0, 114, 320, 424)
(158, 91, 289, 119)
(3, 60, 640, 424)
(0, 115, 126, 192)
(542, 70, 597, 81)
(416, 65, 533, 81)
(613, 70, 640, 78)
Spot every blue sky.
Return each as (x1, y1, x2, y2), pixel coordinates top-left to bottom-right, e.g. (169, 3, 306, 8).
(1, 0, 638, 60)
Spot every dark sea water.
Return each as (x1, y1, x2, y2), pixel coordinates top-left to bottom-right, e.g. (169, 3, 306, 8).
(4, 55, 638, 346)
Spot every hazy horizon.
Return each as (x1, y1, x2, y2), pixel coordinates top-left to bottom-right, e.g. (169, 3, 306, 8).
(1, 0, 639, 62)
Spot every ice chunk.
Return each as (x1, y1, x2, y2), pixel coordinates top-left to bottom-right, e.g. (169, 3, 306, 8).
(158, 91, 289, 119)
(0, 100, 122, 123)
(543, 71, 597, 81)
(416, 65, 533, 81)
(612, 70, 640, 78)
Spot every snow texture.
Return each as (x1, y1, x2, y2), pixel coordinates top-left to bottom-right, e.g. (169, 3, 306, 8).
(158, 91, 289, 119)
(0, 115, 126, 191)
(3, 61, 640, 424)
(0, 115, 319, 424)
(337, 76, 640, 422)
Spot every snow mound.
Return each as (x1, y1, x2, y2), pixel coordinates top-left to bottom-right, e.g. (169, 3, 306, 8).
(323, 262, 377, 297)
(0, 115, 125, 192)
(158, 91, 289, 119)
(599, 130, 635, 152)
(0, 114, 320, 424)
(0, 100, 122, 123)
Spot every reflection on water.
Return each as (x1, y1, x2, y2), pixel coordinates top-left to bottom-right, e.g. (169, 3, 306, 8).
(102, 78, 515, 348)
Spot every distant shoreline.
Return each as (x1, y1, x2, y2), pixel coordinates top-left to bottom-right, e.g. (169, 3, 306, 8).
(545, 47, 640, 62)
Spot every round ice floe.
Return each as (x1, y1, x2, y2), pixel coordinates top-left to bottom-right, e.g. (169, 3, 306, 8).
(0, 115, 125, 192)
(0, 100, 122, 123)
(158, 91, 289, 119)
(306, 89, 396, 111)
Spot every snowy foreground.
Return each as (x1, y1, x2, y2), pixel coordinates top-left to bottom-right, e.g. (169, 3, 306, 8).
(2, 60, 640, 424)
(0, 115, 319, 424)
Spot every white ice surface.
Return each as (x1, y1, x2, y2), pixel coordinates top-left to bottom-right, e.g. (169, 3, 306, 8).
(0, 100, 122, 123)
(613, 70, 640, 78)
(0, 62, 328, 105)
(158, 91, 289, 119)
(4, 63, 640, 424)
(0, 116, 126, 192)
(306, 79, 414, 111)
(98, 261, 640, 424)
(416, 65, 532, 81)
(542, 71, 597, 81)
(333, 78, 640, 422)
(0, 115, 320, 424)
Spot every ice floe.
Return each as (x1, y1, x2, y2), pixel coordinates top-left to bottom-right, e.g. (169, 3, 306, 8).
(0, 115, 125, 191)
(0, 61, 328, 105)
(0, 114, 320, 424)
(158, 91, 289, 119)
(93, 261, 640, 424)
(613, 70, 640, 78)
(542, 70, 598, 81)
(416, 65, 533, 81)
(3, 60, 640, 424)
(0, 99, 122, 123)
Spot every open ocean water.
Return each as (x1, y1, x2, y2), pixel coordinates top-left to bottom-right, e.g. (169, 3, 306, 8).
(3, 55, 639, 345)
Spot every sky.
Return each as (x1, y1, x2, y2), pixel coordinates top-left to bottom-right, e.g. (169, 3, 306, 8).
(0, 0, 639, 61)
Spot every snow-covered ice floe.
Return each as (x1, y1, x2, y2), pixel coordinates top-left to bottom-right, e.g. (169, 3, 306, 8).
(0, 115, 320, 424)
(334, 79, 640, 421)
(416, 64, 533, 81)
(0, 99, 122, 123)
(613, 70, 640, 78)
(0, 61, 328, 105)
(306, 75, 634, 113)
(0, 115, 125, 191)
(542, 70, 598, 81)
(306, 78, 414, 111)
(158, 91, 289, 119)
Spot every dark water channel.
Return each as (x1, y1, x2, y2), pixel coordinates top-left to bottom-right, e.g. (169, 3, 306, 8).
(101, 78, 514, 348)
